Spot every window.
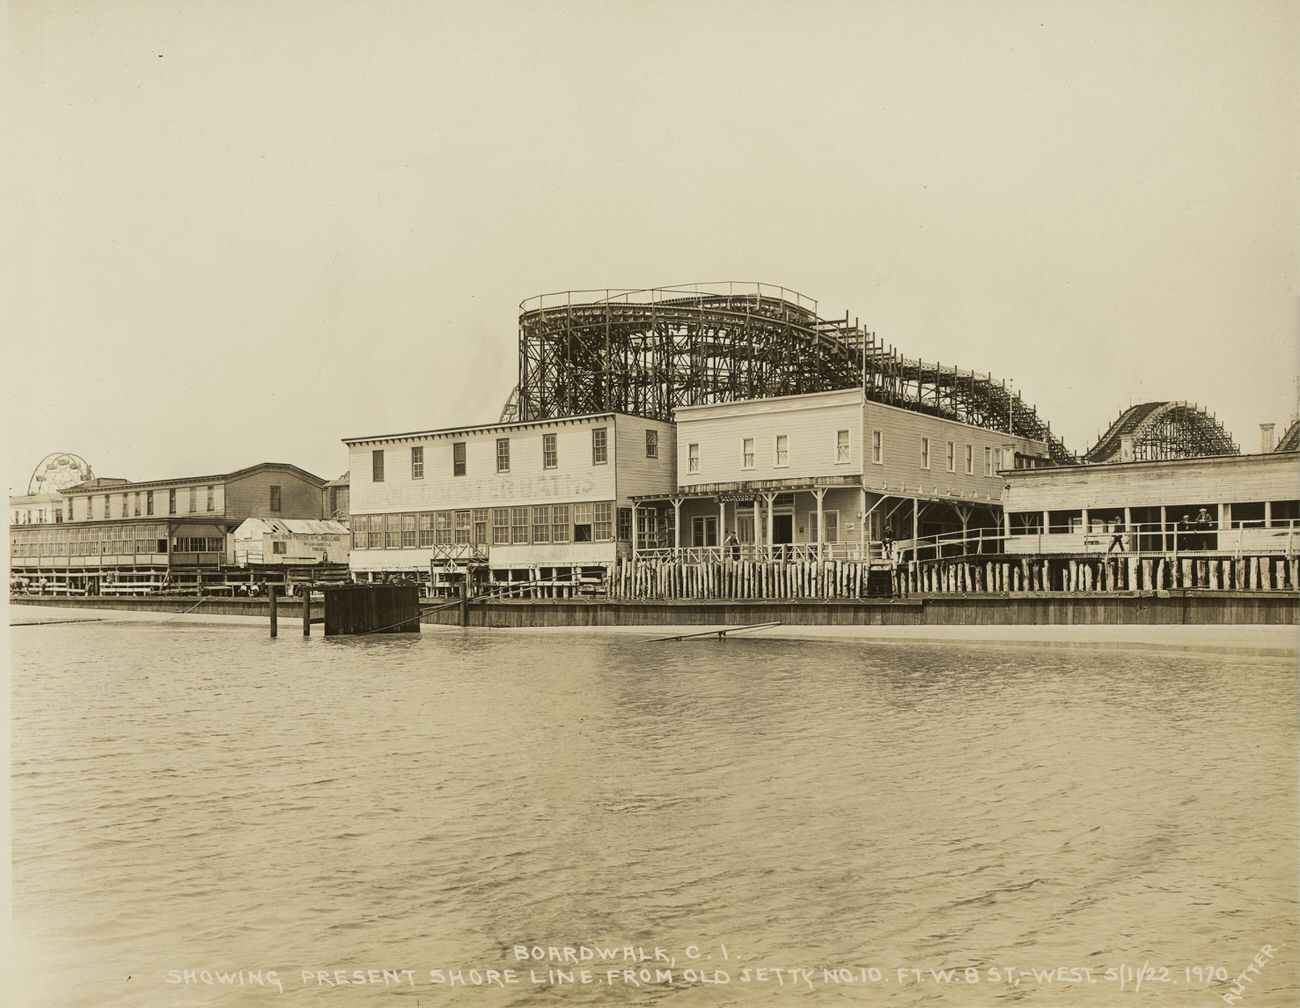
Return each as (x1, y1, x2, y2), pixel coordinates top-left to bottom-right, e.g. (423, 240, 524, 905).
(688, 443, 700, 473)
(419, 512, 435, 547)
(984, 446, 993, 476)
(350, 516, 367, 550)
(617, 507, 633, 542)
(496, 438, 510, 473)
(452, 442, 465, 477)
(691, 515, 718, 547)
(809, 510, 840, 543)
(645, 430, 658, 458)
(372, 450, 385, 482)
(836, 430, 851, 463)
(492, 508, 510, 545)
(434, 511, 452, 546)
(472, 508, 490, 546)
(189, 487, 197, 513)
(946, 441, 956, 472)
(592, 428, 608, 464)
(510, 506, 529, 544)
(1010, 511, 1043, 534)
(594, 502, 613, 541)
(269, 485, 282, 513)
(453, 511, 470, 545)
(1270, 500, 1300, 527)
(1047, 509, 1083, 533)
(552, 504, 571, 544)
(206, 485, 215, 511)
(872, 430, 883, 464)
(542, 433, 558, 469)
(411, 445, 425, 480)
(402, 514, 417, 548)
(965, 444, 974, 474)
(742, 437, 755, 469)
(134, 493, 142, 516)
(272, 540, 287, 555)
(147, 491, 154, 515)
(168, 489, 176, 514)
(385, 515, 402, 549)
(532, 505, 551, 544)
(774, 434, 789, 467)
(573, 503, 593, 542)
(921, 437, 931, 469)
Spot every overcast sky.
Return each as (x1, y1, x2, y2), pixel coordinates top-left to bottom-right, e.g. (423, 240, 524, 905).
(5, 0, 1298, 494)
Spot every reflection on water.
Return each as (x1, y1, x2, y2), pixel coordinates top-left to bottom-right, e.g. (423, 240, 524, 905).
(10, 622, 1298, 1006)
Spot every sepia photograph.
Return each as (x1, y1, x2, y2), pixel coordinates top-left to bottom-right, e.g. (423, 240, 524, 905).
(4, 2, 1298, 1005)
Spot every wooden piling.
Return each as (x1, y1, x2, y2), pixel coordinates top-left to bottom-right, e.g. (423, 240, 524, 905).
(269, 585, 278, 638)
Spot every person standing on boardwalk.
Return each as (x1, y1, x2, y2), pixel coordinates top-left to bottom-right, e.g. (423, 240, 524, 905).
(1107, 515, 1126, 554)
(723, 530, 740, 560)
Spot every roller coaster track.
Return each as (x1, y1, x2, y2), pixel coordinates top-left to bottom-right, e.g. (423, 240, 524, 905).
(1275, 416, 1300, 452)
(505, 283, 1076, 464)
(1084, 401, 1238, 463)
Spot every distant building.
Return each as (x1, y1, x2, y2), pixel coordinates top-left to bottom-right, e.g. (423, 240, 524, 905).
(9, 462, 327, 594)
(1002, 451, 1300, 555)
(630, 389, 1050, 556)
(344, 413, 676, 588)
(8, 491, 71, 526)
(233, 518, 350, 566)
(323, 472, 349, 521)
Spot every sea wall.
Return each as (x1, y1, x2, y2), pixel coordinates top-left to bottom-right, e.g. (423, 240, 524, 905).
(423, 592, 1299, 628)
(10, 596, 295, 618)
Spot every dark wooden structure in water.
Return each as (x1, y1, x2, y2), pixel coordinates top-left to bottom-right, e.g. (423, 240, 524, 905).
(322, 584, 421, 635)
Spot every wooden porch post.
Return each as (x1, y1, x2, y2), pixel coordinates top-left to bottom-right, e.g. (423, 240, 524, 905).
(860, 484, 868, 561)
(672, 498, 682, 549)
(631, 502, 639, 558)
(813, 487, 826, 554)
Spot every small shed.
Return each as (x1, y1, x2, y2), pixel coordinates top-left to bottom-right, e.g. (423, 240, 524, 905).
(233, 517, 350, 566)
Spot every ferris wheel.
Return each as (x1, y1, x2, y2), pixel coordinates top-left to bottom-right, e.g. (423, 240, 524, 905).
(28, 453, 94, 495)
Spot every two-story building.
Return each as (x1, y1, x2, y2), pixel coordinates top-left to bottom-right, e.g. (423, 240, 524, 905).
(343, 412, 676, 591)
(629, 388, 1050, 559)
(9, 463, 327, 594)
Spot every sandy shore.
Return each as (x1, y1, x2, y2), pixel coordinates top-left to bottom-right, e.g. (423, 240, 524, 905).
(11, 602, 1295, 656)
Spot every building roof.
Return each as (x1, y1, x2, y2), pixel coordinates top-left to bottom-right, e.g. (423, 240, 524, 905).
(341, 411, 667, 446)
(1003, 449, 1300, 478)
(62, 462, 327, 494)
(234, 518, 350, 536)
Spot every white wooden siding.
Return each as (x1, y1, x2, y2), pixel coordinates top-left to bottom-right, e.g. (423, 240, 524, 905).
(1003, 453, 1300, 513)
(861, 400, 1039, 505)
(348, 417, 621, 514)
(675, 389, 863, 487)
(612, 416, 677, 503)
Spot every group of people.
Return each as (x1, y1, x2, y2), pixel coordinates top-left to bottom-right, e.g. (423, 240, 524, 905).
(1107, 507, 1217, 553)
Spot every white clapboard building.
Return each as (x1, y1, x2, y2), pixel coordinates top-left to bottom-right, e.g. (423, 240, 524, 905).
(343, 412, 676, 591)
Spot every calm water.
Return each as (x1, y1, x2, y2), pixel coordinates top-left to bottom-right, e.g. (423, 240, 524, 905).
(10, 619, 1298, 1007)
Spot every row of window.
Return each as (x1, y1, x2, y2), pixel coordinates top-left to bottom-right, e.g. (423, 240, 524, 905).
(65, 485, 287, 520)
(1010, 500, 1300, 534)
(917, 438, 997, 476)
(371, 429, 662, 482)
(351, 503, 634, 549)
(681, 432, 999, 476)
(9, 525, 223, 557)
